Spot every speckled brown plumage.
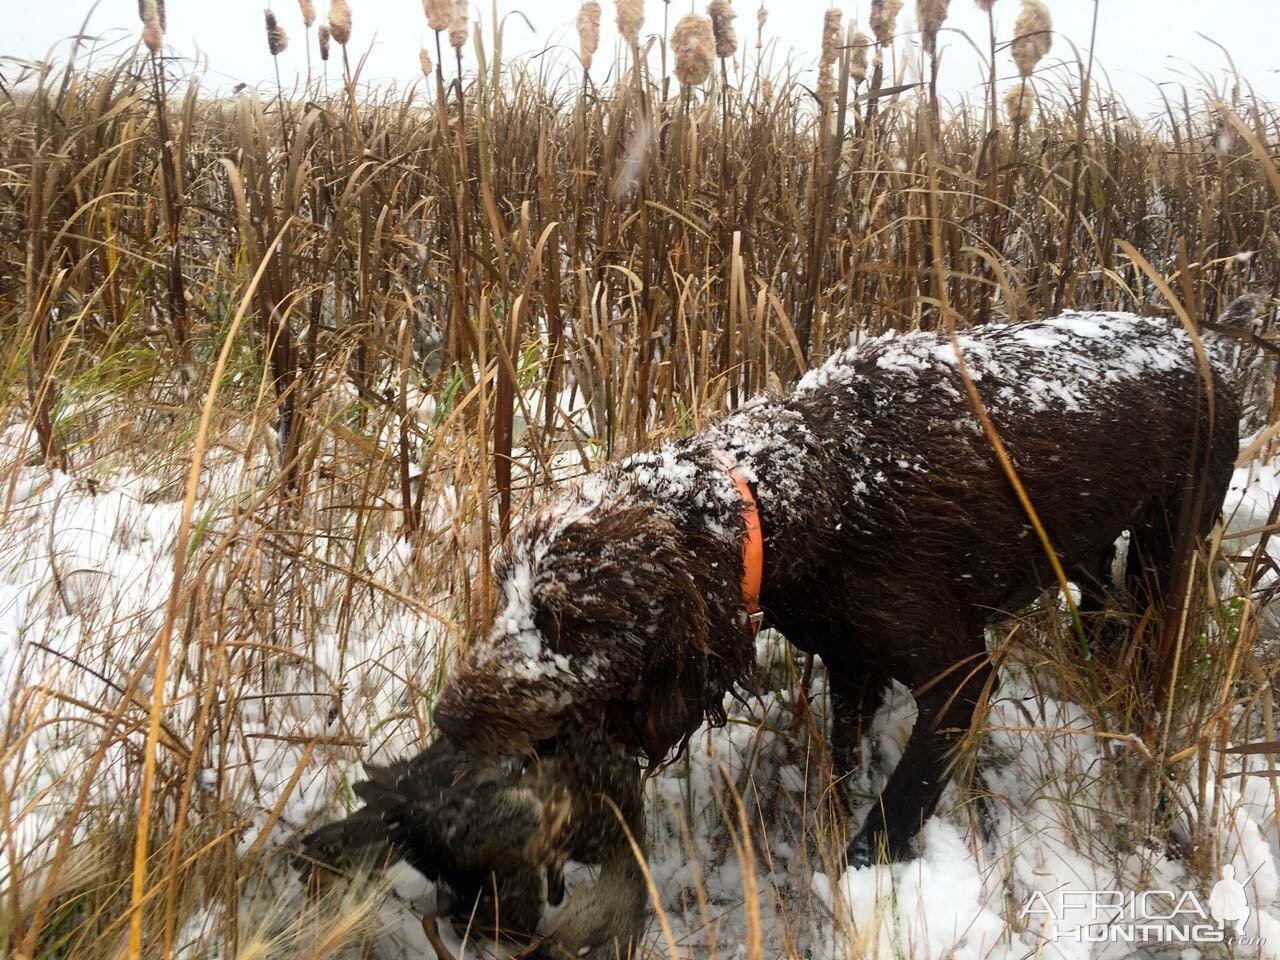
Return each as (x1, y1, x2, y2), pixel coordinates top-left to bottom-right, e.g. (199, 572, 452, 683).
(436, 311, 1242, 868)
(299, 727, 645, 956)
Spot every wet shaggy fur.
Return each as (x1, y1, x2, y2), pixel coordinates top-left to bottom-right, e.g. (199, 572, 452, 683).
(300, 729, 646, 958)
(435, 312, 1241, 865)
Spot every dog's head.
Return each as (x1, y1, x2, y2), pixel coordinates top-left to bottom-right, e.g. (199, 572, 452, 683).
(435, 484, 752, 763)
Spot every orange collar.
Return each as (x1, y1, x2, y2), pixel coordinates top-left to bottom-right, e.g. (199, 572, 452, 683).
(723, 463, 765, 635)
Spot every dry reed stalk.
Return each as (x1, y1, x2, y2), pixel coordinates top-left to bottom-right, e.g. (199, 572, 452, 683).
(672, 13, 715, 86)
(617, 0, 644, 45)
(1011, 0, 1052, 77)
(1053, 0, 1093, 310)
(328, 0, 352, 45)
(576, 1, 602, 71)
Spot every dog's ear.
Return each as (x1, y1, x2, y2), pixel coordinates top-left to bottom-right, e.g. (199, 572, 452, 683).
(642, 550, 706, 757)
(516, 502, 754, 762)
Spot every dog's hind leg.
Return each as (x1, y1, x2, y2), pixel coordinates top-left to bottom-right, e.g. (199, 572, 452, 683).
(846, 624, 992, 866)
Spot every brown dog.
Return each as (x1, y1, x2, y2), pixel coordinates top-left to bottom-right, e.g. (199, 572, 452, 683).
(436, 312, 1240, 865)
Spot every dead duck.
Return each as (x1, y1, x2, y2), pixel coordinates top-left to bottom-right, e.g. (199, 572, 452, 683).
(299, 727, 647, 959)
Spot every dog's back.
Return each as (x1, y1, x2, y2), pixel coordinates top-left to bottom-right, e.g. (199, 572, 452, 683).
(769, 312, 1240, 653)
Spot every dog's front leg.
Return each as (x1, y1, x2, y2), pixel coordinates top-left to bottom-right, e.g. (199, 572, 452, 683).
(828, 669, 889, 779)
(846, 653, 992, 867)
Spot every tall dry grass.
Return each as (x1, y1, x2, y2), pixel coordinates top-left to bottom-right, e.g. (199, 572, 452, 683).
(0, 4, 1279, 958)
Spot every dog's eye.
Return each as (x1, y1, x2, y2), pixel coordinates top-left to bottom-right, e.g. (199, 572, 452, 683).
(533, 607, 560, 646)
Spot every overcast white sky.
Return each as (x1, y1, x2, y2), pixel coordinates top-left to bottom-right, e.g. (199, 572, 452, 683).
(7, 2, 1279, 113)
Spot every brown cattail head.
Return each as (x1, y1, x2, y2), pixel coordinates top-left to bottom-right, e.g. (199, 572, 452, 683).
(318, 23, 331, 58)
(139, 0, 164, 52)
(708, 0, 738, 59)
(817, 8, 842, 102)
(424, 0, 451, 31)
(616, 0, 644, 45)
(1011, 0, 1051, 77)
(327, 0, 352, 44)
(672, 12, 715, 86)
(756, 4, 768, 48)
(849, 24, 870, 84)
(265, 10, 289, 55)
(141, 21, 163, 53)
(916, 0, 949, 55)
(448, 0, 469, 49)
(299, 0, 316, 27)
(576, 1, 601, 70)
(869, 0, 902, 45)
(974, 0, 995, 9)
(419, 47, 433, 76)
(1004, 80, 1034, 124)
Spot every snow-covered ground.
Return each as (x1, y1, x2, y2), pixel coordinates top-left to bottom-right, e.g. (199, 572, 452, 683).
(3, 414, 1280, 959)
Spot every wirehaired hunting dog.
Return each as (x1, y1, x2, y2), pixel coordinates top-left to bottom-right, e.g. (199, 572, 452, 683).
(435, 312, 1241, 865)
(300, 727, 646, 959)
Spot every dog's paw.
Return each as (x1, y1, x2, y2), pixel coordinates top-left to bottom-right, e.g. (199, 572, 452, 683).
(845, 833, 881, 870)
(846, 828, 915, 869)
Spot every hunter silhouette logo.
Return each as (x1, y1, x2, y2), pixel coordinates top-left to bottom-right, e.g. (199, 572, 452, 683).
(1209, 865, 1250, 935)
(1020, 865, 1266, 947)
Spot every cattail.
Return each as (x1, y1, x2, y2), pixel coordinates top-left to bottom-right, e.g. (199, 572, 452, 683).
(576, 1, 601, 70)
(139, 0, 164, 53)
(1011, 0, 1051, 77)
(616, 0, 644, 45)
(299, 0, 316, 27)
(327, 0, 352, 45)
(817, 8, 842, 102)
(868, 0, 901, 45)
(1004, 80, 1034, 124)
(424, 0, 451, 31)
(152, 0, 167, 31)
(849, 24, 870, 84)
(141, 21, 163, 53)
(708, 0, 737, 59)
(974, 0, 995, 9)
(419, 47, 433, 76)
(916, 0, 949, 55)
(671, 13, 715, 87)
(756, 4, 767, 48)
(318, 23, 331, 59)
(448, 0, 468, 49)
(265, 10, 289, 55)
